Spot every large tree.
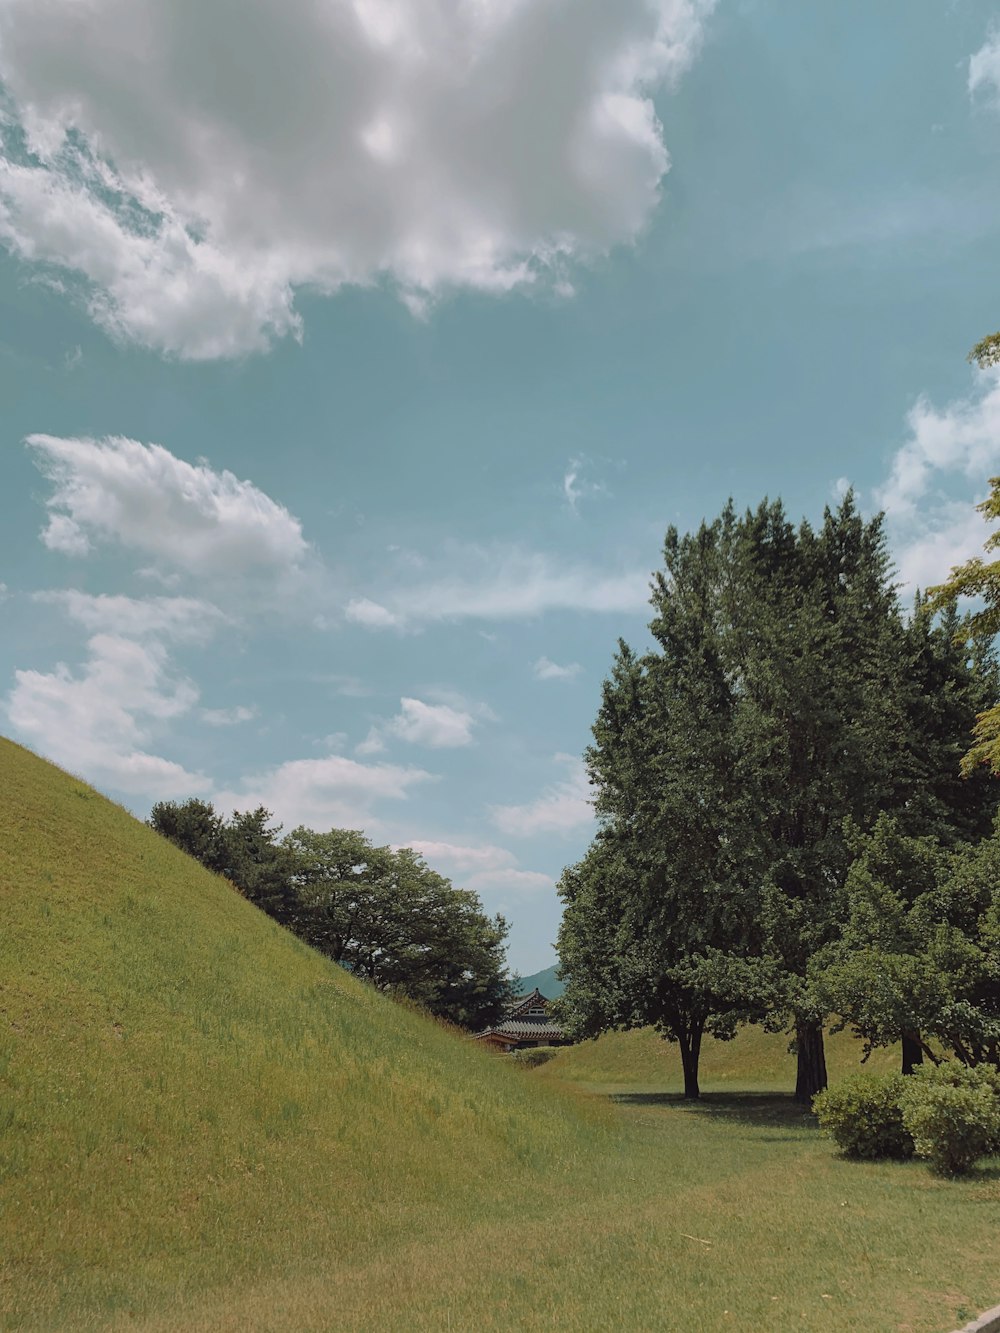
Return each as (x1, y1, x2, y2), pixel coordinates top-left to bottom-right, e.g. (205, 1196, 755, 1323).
(286, 827, 514, 1030)
(149, 802, 513, 1029)
(558, 517, 762, 1099)
(560, 493, 997, 1102)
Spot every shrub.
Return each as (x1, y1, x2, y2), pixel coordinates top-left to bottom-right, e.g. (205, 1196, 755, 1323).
(813, 1074, 914, 1160)
(511, 1046, 561, 1068)
(899, 1064, 1000, 1177)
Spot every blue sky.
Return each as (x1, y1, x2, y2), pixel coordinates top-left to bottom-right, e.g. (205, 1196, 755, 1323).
(3, 0, 1000, 973)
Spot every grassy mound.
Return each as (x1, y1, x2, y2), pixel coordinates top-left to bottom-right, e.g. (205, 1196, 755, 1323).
(0, 739, 606, 1327)
(3, 737, 998, 1332)
(537, 1024, 899, 1089)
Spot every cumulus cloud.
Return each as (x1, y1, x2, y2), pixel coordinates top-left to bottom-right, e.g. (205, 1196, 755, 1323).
(6, 632, 210, 798)
(491, 754, 593, 837)
(357, 696, 481, 754)
(34, 590, 227, 642)
(0, 0, 713, 357)
(347, 544, 650, 628)
(26, 434, 309, 581)
(212, 753, 435, 832)
(533, 656, 582, 681)
(345, 598, 403, 630)
(875, 371, 1000, 596)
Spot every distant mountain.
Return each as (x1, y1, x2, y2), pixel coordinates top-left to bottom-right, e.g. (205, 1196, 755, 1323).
(516, 963, 564, 998)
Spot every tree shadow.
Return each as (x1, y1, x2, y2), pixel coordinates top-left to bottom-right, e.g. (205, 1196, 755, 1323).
(611, 1090, 816, 1138)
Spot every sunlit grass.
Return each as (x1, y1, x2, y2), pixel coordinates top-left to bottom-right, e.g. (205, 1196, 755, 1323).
(2, 736, 998, 1333)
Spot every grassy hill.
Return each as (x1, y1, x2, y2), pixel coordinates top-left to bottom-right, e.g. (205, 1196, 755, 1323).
(535, 1023, 899, 1090)
(0, 739, 607, 1328)
(3, 736, 999, 1332)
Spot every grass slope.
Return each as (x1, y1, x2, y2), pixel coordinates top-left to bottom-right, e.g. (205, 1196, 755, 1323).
(536, 1023, 899, 1090)
(2, 737, 998, 1332)
(0, 740, 606, 1328)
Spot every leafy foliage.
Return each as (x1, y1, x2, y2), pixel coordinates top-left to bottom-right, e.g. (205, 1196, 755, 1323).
(815, 816, 1000, 1069)
(148, 801, 512, 1029)
(900, 1064, 1000, 1176)
(926, 475, 1000, 776)
(812, 1074, 914, 1160)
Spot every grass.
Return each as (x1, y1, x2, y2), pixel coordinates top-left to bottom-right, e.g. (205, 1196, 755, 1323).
(2, 736, 999, 1332)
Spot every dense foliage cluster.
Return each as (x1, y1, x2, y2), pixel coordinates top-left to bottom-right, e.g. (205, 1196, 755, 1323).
(557, 488, 1000, 1101)
(815, 1065, 1000, 1176)
(148, 800, 513, 1030)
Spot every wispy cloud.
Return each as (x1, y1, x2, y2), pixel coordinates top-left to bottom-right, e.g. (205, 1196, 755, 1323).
(346, 545, 649, 630)
(533, 656, 582, 682)
(491, 754, 594, 838)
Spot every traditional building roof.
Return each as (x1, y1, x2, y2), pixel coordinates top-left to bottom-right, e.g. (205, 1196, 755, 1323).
(474, 987, 567, 1046)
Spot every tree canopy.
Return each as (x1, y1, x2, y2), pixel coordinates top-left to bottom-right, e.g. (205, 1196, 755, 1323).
(148, 801, 513, 1030)
(557, 493, 999, 1100)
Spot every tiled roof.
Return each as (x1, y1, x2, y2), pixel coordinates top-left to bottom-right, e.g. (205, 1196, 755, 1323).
(478, 1019, 565, 1042)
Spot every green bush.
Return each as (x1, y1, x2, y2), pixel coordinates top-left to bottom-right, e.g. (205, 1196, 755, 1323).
(899, 1064, 1000, 1177)
(511, 1046, 561, 1068)
(813, 1074, 914, 1160)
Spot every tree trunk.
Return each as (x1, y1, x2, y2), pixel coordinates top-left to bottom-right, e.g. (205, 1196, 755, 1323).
(794, 1019, 827, 1104)
(901, 1030, 924, 1076)
(676, 1022, 703, 1100)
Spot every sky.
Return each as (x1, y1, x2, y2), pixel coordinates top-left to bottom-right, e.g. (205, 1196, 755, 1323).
(3, 0, 1000, 974)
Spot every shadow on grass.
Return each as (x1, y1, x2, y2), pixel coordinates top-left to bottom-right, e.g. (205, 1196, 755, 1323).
(611, 1090, 816, 1138)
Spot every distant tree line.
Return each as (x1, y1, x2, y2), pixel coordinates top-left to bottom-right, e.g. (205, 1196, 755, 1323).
(147, 800, 514, 1031)
(556, 482, 1000, 1102)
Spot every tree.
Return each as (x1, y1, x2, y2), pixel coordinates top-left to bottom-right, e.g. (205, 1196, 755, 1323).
(559, 493, 995, 1103)
(149, 798, 298, 925)
(926, 475, 1000, 777)
(558, 514, 772, 1099)
(815, 815, 1000, 1070)
(149, 804, 512, 1030)
(286, 827, 514, 1030)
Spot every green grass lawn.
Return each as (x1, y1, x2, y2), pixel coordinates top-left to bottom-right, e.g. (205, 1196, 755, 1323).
(2, 737, 998, 1332)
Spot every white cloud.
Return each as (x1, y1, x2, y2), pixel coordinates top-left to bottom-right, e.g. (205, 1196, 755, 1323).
(26, 434, 309, 581)
(357, 696, 481, 754)
(875, 372, 1000, 598)
(400, 840, 551, 894)
(6, 632, 210, 798)
(403, 840, 518, 874)
(348, 545, 650, 628)
(345, 598, 403, 630)
(467, 867, 553, 894)
(874, 374, 1000, 520)
(491, 754, 593, 837)
(212, 754, 435, 832)
(35, 590, 226, 642)
(562, 455, 609, 513)
(533, 656, 582, 682)
(0, 0, 713, 357)
(970, 32, 1000, 105)
(201, 705, 257, 728)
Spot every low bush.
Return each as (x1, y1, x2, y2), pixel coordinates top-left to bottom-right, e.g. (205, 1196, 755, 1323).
(511, 1047, 562, 1068)
(899, 1064, 1000, 1177)
(813, 1074, 914, 1160)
